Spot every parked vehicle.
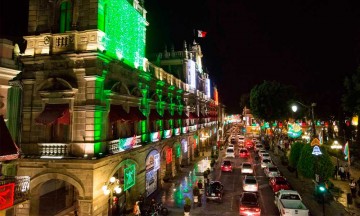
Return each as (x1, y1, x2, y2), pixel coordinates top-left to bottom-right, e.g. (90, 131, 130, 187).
(239, 148, 250, 158)
(261, 158, 273, 168)
(206, 181, 224, 202)
(274, 190, 309, 216)
(225, 148, 235, 158)
(264, 166, 281, 178)
(269, 177, 291, 192)
(239, 192, 261, 216)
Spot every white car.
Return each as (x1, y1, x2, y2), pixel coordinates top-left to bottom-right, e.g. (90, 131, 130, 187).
(243, 175, 258, 192)
(261, 153, 271, 160)
(264, 166, 281, 178)
(254, 144, 264, 152)
(261, 158, 273, 168)
(225, 148, 235, 158)
(241, 162, 254, 174)
(228, 144, 235, 150)
(258, 150, 267, 157)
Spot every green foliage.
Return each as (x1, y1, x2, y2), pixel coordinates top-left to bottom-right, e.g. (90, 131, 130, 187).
(297, 143, 334, 181)
(289, 141, 305, 168)
(184, 197, 191, 206)
(250, 80, 295, 122)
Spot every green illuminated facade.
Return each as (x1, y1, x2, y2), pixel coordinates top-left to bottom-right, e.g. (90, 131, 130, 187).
(15, 0, 222, 215)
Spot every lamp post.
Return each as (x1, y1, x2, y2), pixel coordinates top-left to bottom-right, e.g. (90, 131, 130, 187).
(331, 140, 342, 179)
(291, 102, 317, 139)
(103, 176, 122, 216)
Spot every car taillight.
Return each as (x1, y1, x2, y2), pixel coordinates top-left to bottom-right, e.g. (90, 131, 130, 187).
(221, 165, 224, 168)
(240, 207, 246, 211)
(255, 208, 260, 212)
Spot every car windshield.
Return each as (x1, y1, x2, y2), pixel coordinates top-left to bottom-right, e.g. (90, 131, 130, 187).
(263, 159, 271, 163)
(243, 164, 252, 168)
(262, 153, 269, 156)
(245, 179, 257, 184)
(240, 149, 248, 153)
(276, 179, 288, 185)
(241, 193, 258, 205)
(223, 161, 231, 166)
(227, 149, 234, 153)
(269, 167, 278, 172)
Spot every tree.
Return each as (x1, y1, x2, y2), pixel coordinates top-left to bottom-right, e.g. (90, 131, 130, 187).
(342, 67, 360, 152)
(289, 141, 305, 168)
(250, 80, 295, 122)
(297, 143, 334, 181)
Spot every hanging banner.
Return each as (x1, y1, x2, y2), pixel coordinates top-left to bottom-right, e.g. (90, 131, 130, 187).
(124, 164, 136, 191)
(166, 148, 173, 164)
(181, 139, 188, 153)
(146, 150, 159, 197)
(0, 183, 15, 210)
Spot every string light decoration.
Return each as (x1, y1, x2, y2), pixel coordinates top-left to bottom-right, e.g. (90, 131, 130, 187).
(103, 0, 146, 70)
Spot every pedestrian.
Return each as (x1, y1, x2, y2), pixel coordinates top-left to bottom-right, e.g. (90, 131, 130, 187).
(338, 165, 345, 181)
(350, 180, 357, 197)
(133, 201, 141, 216)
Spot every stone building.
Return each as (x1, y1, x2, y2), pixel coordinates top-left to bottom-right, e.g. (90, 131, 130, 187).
(11, 0, 221, 215)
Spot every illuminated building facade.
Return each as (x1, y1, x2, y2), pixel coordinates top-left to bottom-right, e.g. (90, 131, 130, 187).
(11, 0, 221, 215)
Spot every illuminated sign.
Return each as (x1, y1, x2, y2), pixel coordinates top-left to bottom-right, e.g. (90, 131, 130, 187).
(181, 127, 188, 134)
(124, 164, 136, 191)
(205, 78, 211, 98)
(174, 128, 180, 136)
(163, 129, 172, 138)
(166, 148, 173, 164)
(186, 60, 196, 89)
(145, 151, 159, 197)
(312, 146, 322, 156)
(288, 123, 302, 138)
(175, 144, 181, 158)
(150, 131, 160, 142)
(181, 139, 188, 153)
(0, 183, 15, 210)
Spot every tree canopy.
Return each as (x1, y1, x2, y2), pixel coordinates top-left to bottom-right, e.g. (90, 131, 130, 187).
(289, 141, 305, 168)
(250, 80, 295, 122)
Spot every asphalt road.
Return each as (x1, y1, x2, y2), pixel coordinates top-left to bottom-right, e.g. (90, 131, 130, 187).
(206, 146, 280, 216)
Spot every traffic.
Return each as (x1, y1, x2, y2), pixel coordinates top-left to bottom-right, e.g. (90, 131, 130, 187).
(202, 123, 309, 216)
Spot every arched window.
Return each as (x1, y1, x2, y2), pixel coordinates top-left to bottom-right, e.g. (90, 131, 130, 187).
(59, 1, 72, 33)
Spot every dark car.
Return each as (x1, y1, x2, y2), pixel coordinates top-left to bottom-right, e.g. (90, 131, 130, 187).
(239, 192, 261, 216)
(206, 181, 224, 202)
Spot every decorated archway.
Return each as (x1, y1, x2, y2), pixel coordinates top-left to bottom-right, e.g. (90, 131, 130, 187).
(145, 149, 160, 197)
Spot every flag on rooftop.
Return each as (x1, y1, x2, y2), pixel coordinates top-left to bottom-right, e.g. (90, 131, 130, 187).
(197, 30, 207, 38)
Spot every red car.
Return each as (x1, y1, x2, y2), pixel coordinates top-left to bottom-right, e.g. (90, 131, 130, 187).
(269, 176, 291, 192)
(239, 148, 250, 158)
(221, 160, 233, 172)
(245, 139, 254, 149)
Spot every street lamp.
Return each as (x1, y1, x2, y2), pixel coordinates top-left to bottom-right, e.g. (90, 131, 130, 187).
(331, 140, 343, 179)
(103, 176, 122, 216)
(291, 102, 317, 139)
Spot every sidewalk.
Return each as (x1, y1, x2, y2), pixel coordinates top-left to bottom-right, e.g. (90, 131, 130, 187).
(329, 156, 360, 216)
(146, 150, 219, 216)
(270, 150, 354, 216)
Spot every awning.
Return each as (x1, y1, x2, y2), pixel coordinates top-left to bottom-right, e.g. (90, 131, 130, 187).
(149, 109, 163, 121)
(189, 112, 199, 119)
(109, 104, 131, 123)
(35, 104, 70, 125)
(0, 115, 19, 161)
(128, 107, 147, 122)
(163, 110, 173, 120)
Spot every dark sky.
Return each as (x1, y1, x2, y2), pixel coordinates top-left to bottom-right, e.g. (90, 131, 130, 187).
(145, 0, 360, 116)
(2, 0, 360, 116)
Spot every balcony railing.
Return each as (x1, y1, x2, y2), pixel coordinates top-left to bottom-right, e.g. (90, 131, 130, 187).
(38, 143, 70, 159)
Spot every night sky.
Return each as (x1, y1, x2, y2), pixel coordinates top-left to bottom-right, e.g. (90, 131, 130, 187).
(2, 0, 360, 116)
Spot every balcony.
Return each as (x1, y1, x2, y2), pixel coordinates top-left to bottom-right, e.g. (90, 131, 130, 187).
(38, 143, 70, 159)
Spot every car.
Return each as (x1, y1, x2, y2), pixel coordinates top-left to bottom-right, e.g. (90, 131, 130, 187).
(225, 148, 235, 158)
(252, 137, 258, 143)
(206, 181, 224, 202)
(228, 144, 235, 150)
(239, 192, 261, 216)
(243, 175, 258, 192)
(258, 150, 267, 157)
(264, 166, 281, 177)
(221, 160, 233, 172)
(241, 162, 254, 174)
(261, 153, 271, 160)
(261, 158, 273, 168)
(254, 144, 264, 153)
(245, 139, 254, 149)
(239, 148, 250, 158)
(269, 176, 291, 192)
